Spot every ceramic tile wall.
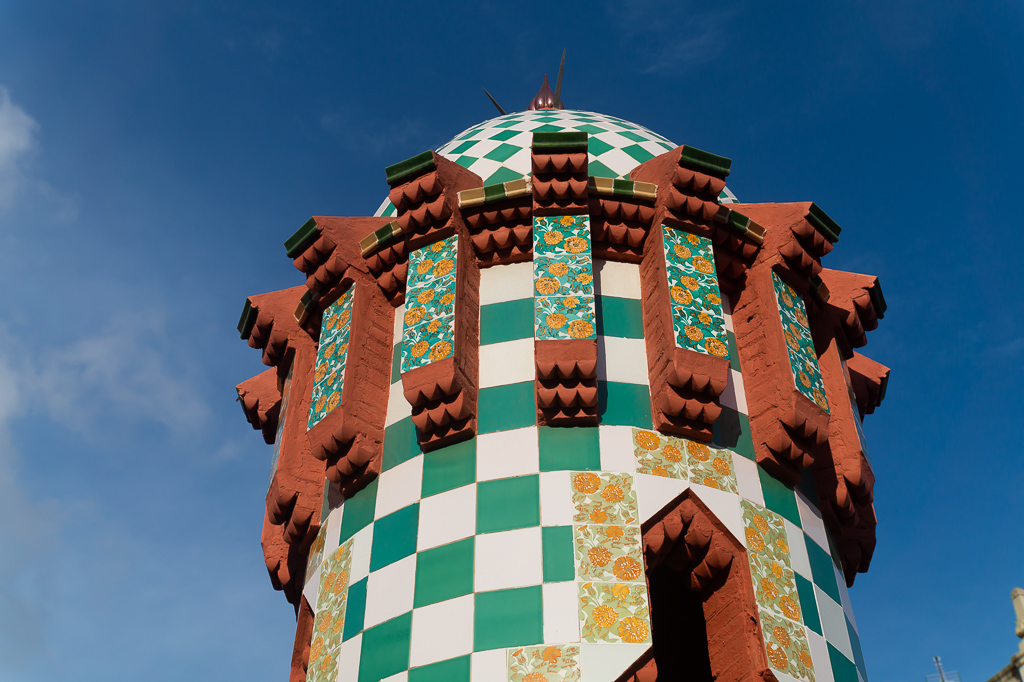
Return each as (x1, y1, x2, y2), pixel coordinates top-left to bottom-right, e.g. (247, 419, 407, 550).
(270, 363, 292, 488)
(661, 227, 729, 358)
(309, 289, 354, 429)
(301, 259, 866, 682)
(534, 215, 597, 341)
(402, 237, 458, 373)
(771, 272, 828, 412)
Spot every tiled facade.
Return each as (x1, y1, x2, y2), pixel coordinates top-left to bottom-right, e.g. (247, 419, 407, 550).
(402, 237, 458, 372)
(309, 291, 354, 429)
(533, 215, 597, 341)
(661, 227, 729, 358)
(772, 272, 829, 412)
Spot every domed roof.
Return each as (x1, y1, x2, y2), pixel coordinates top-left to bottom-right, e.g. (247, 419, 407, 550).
(375, 109, 737, 216)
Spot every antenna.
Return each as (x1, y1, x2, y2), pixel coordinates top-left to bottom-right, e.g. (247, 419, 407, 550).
(553, 48, 565, 109)
(926, 656, 961, 682)
(483, 88, 507, 116)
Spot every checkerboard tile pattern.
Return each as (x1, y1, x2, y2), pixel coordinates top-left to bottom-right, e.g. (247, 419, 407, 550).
(374, 110, 739, 218)
(306, 258, 866, 682)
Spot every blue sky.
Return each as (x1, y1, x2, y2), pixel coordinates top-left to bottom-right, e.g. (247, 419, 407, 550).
(0, 1, 1021, 680)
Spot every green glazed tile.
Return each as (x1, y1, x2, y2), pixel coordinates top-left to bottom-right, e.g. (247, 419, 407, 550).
(359, 612, 413, 682)
(490, 129, 519, 141)
(599, 381, 652, 428)
(338, 478, 378, 543)
(794, 573, 821, 636)
(542, 526, 574, 582)
(474, 586, 544, 651)
(483, 166, 524, 186)
(409, 655, 471, 682)
(588, 159, 617, 178)
(758, 466, 801, 526)
(713, 407, 755, 460)
(538, 426, 601, 472)
(806, 536, 842, 604)
(588, 137, 614, 156)
(390, 343, 402, 384)
(342, 577, 367, 641)
(726, 330, 742, 372)
(382, 419, 420, 473)
(828, 642, 859, 682)
(596, 297, 644, 339)
(483, 143, 520, 162)
(477, 475, 540, 534)
(621, 144, 655, 164)
(480, 298, 533, 345)
(414, 537, 475, 608)
(848, 616, 868, 677)
(421, 438, 476, 498)
(478, 382, 536, 434)
(369, 503, 419, 571)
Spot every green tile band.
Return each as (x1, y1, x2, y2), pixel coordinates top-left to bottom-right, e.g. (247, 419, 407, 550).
(237, 298, 256, 338)
(532, 130, 588, 152)
(805, 202, 842, 243)
(284, 216, 321, 258)
(869, 278, 887, 318)
(386, 150, 436, 187)
(588, 176, 658, 201)
(679, 145, 732, 178)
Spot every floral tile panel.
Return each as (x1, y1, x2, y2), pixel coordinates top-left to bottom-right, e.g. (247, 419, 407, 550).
(631, 428, 738, 493)
(573, 523, 644, 583)
(578, 581, 652, 644)
(306, 522, 329, 582)
(535, 295, 596, 341)
(507, 644, 582, 682)
(662, 227, 729, 358)
(308, 289, 354, 429)
(534, 215, 596, 341)
(771, 272, 828, 412)
(760, 608, 815, 682)
(308, 539, 353, 682)
(571, 472, 638, 526)
(534, 214, 593, 258)
(402, 236, 458, 373)
(742, 500, 803, 624)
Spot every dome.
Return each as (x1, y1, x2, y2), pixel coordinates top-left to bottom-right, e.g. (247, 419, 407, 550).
(375, 109, 737, 217)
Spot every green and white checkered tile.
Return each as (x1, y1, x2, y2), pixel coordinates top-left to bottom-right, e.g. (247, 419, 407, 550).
(374, 110, 739, 218)
(304, 258, 865, 682)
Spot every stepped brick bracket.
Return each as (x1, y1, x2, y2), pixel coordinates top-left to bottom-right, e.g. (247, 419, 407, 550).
(732, 268, 830, 485)
(531, 132, 599, 425)
(287, 215, 389, 309)
(640, 225, 730, 441)
(728, 202, 839, 286)
(362, 151, 480, 305)
(458, 178, 534, 267)
(641, 490, 776, 682)
(588, 177, 658, 263)
(847, 351, 889, 417)
(400, 234, 480, 449)
(289, 597, 315, 682)
(236, 368, 281, 445)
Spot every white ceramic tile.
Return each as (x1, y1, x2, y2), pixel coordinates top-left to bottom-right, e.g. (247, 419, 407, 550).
(796, 490, 829, 552)
(784, 519, 812, 579)
(732, 455, 764, 506)
(323, 507, 344, 558)
(363, 554, 416, 629)
(815, 584, 853, 660)
(336, 632, 361, 682)
(720, 369, 748, 414)
(722, 294, 734, 330)
(835, 564, 857, 632)
(597, 336, 649, 385)
(479, 338, 534, 387)
(417, 483, 476, 552)
(475, 527, 543, 592)
(409, 593, 475, 667)
(375, 456, 424, 520)
(393, 304, 405, 345)
(635, 473, 688, 524)
(302, 562, 321, 613)
(770, 671, 803, 682)
(598, 425, 638, 473)
(386, 384, 411, 427)
(806, 630, 835, 682)
(476, 427, 540, 481)
(471, 649, 507, 680)
(543, 581, 581, 643)
(594, 259, 641, 299)
(380, 673, 408, 682)
(479, 261, 533, 305)
(349, 524, 374, 583)
(690, 483, 744, 546)
(579, 643, 651, 682)
(540, 470, 573, 526)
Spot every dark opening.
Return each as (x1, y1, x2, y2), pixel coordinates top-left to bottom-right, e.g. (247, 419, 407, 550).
(647, 564, 714, 681)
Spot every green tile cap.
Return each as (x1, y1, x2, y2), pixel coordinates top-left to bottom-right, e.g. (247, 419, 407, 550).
(237, 298, 256, 339)
(869, 278, 887, 318)
(679, 145, 732, 179)
(532, 131, 588, 152)
(806, 203, 842, 243)
(386, 150, 436, 187)
(284, 217, 321, 258)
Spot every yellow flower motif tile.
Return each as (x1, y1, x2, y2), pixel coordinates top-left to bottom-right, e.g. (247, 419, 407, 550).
(573, 524, 645, 583)
(578, 581, 652, 644)
(305, 522, 328, 580)
(760, 608, 815, 682)
(308, 539, 353, 682)
(741, 500, 803, 624)
(571, 472, 638, 526)
(507, 644, 582, 682)
(630, 428, 737, 493)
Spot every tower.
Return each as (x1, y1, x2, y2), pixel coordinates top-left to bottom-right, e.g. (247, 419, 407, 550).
(236, 90, 888, 682)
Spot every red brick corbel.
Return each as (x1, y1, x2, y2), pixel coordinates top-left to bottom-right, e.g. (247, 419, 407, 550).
(289, 597, 315, 682)
(642, 490, 776, 682)
(236, 368, 281, 445)
(589, 191, 657, 263)
(531, 136, 589, 216)
(291, 216, 384, 303)
(732, 267, 830, 485)
(639, 225, 729, 441)
(728, 203, 836, 282)
(460, 193, 533, 267)
(846, 351, 889, 417)
(815, 268, 885, 350)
